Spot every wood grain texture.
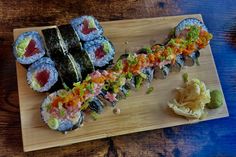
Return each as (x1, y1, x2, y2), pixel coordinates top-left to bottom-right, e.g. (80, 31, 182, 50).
(14, 14, 228, 152)
(1, 0, 236, 156)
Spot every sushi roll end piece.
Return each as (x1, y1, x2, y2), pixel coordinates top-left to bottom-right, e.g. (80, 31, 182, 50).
(184, 51, 200, 66)
(88, 97, 104, 114)
(41, 90, 84, 133)
(27, 58, 58, 92)
(175, 18, 208, 38)
(84, 37, 115, 69)
(13, 31, 45, 64)
(171, 54, 185, 72)
(71, 16, 103, 41)
(154, 65, 170, 79)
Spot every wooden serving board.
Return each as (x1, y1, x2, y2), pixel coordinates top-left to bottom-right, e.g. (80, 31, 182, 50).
(14, 14, 229, 152)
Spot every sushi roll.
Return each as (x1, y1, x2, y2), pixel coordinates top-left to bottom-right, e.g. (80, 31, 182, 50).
(175, 18, 208, 38)
(58, 24, 81, 49)
(58, 24, 95, 79)
(142, 67, 154, 82)
(83, 37, 115, 69)
(13, 31, 45, 64)
(153, 64, 171, 79)
(41, 90, 84, 133)
(184, 50, 200, 66)
(27, 58, 58, 92)
(71, 16, 103, 41)
(42, 28, 82, 87)
(171, 54, 185, 72)
(97, 89, 117, 107)
(88, 97, 104, 114)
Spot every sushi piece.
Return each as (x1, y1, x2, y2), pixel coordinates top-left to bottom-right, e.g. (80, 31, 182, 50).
(154, 64, 171, 79)
(71, 16, 103, 41)
(42, 28, 67, 60)
(88, 97, 104, 114)
(42, 28, 82, 87)
(171, 54, 185, 72)
(13, 31, 45, 64)
(40, 90, 84, 133)
(184, 50, 200, 66)
(71, 49, 95, 79)
(58, 24, 95, 79)
(83, 37, 115, 69)
(175, 18, 208, 38)
(142, 67, 154, 82)
(97, 89, 117, 107)
(27, 59, 58, 92)
(58, 24, 81, 49)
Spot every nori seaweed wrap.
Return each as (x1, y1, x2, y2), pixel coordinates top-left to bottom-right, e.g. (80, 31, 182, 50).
(13, 31, 45, 64)
(71, 16, 103, 41)
(83, 37, 115, 69)
(58, 24, 95, 79)
(42, 27, 82, 88)
(41, 90, 84, 133)
(27, 58, 58, 92)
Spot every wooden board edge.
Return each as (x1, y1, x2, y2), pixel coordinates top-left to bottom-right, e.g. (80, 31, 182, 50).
(23, 111, 229, 152)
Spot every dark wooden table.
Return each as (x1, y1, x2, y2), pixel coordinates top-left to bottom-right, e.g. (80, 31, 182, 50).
(1, 0, 236, 156)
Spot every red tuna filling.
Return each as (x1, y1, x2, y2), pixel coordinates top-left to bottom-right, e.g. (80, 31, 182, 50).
(24, 39, 39, 57)
(35, 70, 50, 87)
(81, 19, 97, 35)
(95, 46, 105, 59)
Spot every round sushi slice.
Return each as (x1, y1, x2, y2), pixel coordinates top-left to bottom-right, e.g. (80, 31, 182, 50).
(13, 31, 45, 64)
(175, 18, 208, 38)
(71, 16, 103, 41)
(27, 60, 58, 92)
(41, 90, 84, 133)
(83, 37, 115, 69)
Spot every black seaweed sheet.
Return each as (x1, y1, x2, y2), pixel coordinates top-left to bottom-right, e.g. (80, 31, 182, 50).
(42, 28, 82, 87)
(58, 24, 95, 79)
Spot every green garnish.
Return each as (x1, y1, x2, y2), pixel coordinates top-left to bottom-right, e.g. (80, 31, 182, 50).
(102, 84, 109, 90)
(168, 39, 176, 46)
(167, 47, 172, 55)
(127, 53, 138, 65)
(85, 75, 91, 81)
(159, 56, 166, 61)
(186, 25, 200, 42)
(183, 73, 189, 83)
(45, 104, 52, 112)
(206, 90, 223, 109)
(113, 59, 123, 71)
(57, 90, 68, 98)
(63, 83, 70, 91)
(135, 76, 143, 88)
(125, 90, 130, 97)
(91, 111, 99, 120)
(146, 86, 154, 94)
(139, 72, 147, 79)
(59, 109, 66, 117)
(80, 101, 89, 110)
(48, 117, 59, 130)
(86, 83, 95, 94)
(196, 58, 200, 66)
(126, 72, 133, 80)
(142, 47, 153, 54)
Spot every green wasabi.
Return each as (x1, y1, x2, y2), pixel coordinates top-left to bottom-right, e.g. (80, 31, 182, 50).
(206, 90, 223, 109)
